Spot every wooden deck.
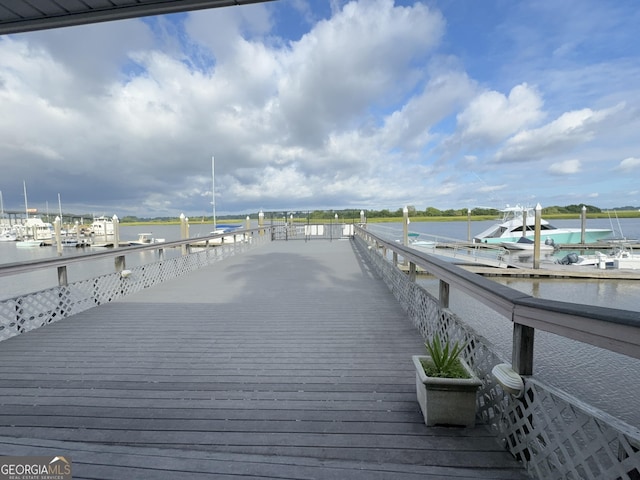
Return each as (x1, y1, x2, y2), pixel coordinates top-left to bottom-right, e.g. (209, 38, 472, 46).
(0, 239, 527, 479)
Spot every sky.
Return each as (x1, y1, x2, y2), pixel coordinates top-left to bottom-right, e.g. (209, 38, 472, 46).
(0, 0, 639, 218)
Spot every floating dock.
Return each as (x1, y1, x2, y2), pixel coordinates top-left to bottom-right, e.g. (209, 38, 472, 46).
(462, 263, 640, 279)
(407, 241, 640, 279)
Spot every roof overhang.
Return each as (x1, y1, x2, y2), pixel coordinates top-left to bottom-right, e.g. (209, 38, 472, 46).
(0, 0, 276, 36)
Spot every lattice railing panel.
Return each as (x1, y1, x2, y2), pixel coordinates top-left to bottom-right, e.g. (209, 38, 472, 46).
(354, 234, 640, 480)
(0, 237, 267, 342)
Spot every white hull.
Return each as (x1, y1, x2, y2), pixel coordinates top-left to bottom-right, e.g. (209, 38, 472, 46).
(129, 233, 165, 246)
(474, 205, 612, 245)
(16, 239, 42, 248)
(500, 241, 555, 252)
(91, 216, 115, 240)
(0, 232, 16, 242)
(562, 247, 640, 270)
(15, 218, 54, 241)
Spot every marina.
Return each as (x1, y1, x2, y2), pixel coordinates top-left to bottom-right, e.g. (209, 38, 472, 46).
(379, 216, 640, 278)
(0, 233, 528, 479)
(1, 1, 639, 478)
(0, 224, 638, 479)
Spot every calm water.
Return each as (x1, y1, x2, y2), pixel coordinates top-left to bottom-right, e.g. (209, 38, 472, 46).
(1, 218, 639, 427)
(0, 224, 217, 300)
(369, 217, 640, 428)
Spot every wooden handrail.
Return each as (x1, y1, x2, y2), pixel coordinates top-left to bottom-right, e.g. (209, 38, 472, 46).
(0, 227, 272, 279)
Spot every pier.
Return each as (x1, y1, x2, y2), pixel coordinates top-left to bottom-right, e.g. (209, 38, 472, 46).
(0, 236, 526, 479)
(0, 225, 639, 479)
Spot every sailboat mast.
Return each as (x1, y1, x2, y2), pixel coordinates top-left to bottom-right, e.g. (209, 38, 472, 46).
(212, 156, 217, 230)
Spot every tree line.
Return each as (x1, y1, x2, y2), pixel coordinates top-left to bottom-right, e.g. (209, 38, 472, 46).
(119, 204, 635, 223)
(300, 204, 606, 220)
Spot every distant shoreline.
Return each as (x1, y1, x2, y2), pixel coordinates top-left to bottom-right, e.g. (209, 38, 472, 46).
(119, 210, 640, 226)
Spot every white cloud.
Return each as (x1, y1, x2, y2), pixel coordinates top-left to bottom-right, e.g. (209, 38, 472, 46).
(185, 4, 273, 62)
(494, 103, 625, 163)
(0, 1, 639, 215)
(616, 157, 640, 171)
(477, 184, 506, 193)
(277, 0, 445, 146)
(381, 68, 475, 151)
(456, 83, 544, 144)
(548, 159, 582, 175)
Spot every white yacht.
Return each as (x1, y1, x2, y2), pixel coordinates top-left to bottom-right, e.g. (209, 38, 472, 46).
(474, 205, 612, 245)
(0, 226, 17, 242)
(14, 217, 54, 241)
(91, 216, 115, 240)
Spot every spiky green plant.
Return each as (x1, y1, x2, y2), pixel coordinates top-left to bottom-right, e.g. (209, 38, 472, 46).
(422, 334, 469, 378)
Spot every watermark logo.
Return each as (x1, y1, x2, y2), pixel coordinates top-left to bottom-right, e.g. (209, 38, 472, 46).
(0, 456, 72, 480)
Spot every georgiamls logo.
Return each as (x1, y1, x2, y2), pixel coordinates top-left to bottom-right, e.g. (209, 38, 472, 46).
(0, 455, 72, 479)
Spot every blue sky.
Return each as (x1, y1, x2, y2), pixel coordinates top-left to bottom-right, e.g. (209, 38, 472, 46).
(0, 0, 638, 217)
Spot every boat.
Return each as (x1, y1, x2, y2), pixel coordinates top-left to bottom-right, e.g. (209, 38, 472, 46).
(16, 239, 43, 248)
(0, 191, 14, 241)
(207, 224, 243, 245)
(0, 226, 17, 242)
(0, 231, 16, 242)
(12, 182, 54, 242)
(474, 205, 612, 245)
(411, 239, 437, 247)
(408, 233, 437, 248)
(91, 216, 115, 240)
(16, 217, 54, 241)
(614, 248, 640, 269)
(500, 236, 556, 252)
(129, 233, 165, 246)
(60, 237, 79, 247)
(202, 156, 244, 245)
(558, 246, 640, 270)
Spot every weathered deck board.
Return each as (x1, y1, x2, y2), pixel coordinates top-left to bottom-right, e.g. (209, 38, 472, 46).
(0, 239, 528, 479)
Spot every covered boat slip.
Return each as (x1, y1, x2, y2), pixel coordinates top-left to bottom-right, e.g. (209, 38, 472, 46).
(0, 239, 526, 479)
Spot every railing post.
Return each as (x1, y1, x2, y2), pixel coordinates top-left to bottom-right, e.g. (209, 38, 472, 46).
(533, 203, 541, 269)
(54, 216, 62, 256)
(115, 255, 126, 273)
(180, 213, 186, 255)
(439, 280, 449, 308)
(580, 205, 586, 244)
(113, 214, 120, 248)
(57, 265, 68, 286)
(403, 206, 409, 266)
(512, 323, 535, 375)
(409, 262, 416, 282)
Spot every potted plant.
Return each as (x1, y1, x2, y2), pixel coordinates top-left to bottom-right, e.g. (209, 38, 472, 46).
(412, 334, 482, 427)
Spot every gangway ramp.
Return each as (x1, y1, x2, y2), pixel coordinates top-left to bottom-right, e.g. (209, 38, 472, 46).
(410, 242, 516, 268)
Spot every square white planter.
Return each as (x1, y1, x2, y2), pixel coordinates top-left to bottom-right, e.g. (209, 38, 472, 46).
(412, 355, 482, 427)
